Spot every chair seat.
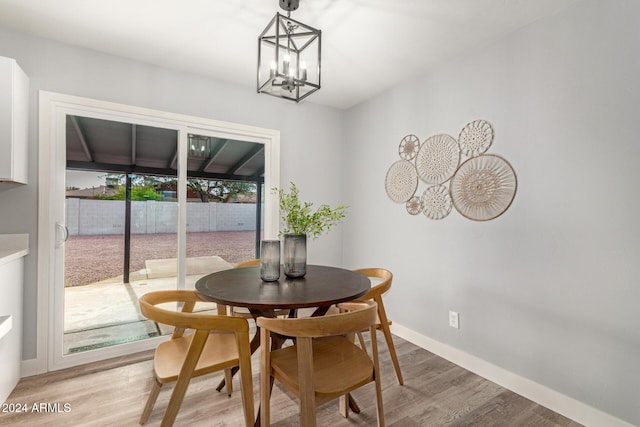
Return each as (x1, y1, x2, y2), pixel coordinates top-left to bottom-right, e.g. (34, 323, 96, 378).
(270, 336, 374, 398)
(154, 332, 239, 383)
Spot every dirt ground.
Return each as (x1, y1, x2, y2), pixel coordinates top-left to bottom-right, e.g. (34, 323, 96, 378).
(64, 231, 256, 286)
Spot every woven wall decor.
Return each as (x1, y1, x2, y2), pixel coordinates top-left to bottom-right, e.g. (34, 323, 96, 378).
(449, 154, 517, 221)
(458, 119, 493, 157)
(416, 134, 460, 184)
(405, 196, 423, 215)
(385, 160, 418, 203)
(421, 185, 452, 220)
(398, 134, 420, 160)
(385, 120, 516, 221)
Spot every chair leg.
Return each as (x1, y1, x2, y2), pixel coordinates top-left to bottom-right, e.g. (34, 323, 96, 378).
(237, 330, 255, 427)
(140, 377, 162, 425)
(160, 377, 190, 427)
(224, 368, 233, 396)
(356, 332, 368, 355)
(297, 338, 316, 427)
(260, 327, 272, 427)
(369, 324, 385, 427)
(381, 324, 403, 385)
(339, 393, 350, 418)
(160, 330, 209, 427)
(376, 297, 404, 385)
(217, 303, 228, 316)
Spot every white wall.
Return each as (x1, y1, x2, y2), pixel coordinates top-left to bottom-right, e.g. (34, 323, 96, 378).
(343, 0, 639, 425)
(0, 28, 346, 361)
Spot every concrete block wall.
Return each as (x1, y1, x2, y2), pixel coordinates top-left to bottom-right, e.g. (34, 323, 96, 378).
(186, 202, 210, 232)
(77, 199, 124, 235)
(154, 201, 178, 234)
(208, 202, 218, 232)
(216, 203, 256, 231)
(131, 202, 147, 234)
(65, 199, 259, 235)
(66, 198, 80, 235)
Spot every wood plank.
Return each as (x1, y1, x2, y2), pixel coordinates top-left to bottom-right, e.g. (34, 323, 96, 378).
(0, 337, 582, 427)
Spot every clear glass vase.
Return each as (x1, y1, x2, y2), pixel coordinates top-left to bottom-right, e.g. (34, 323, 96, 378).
(260, 240, 281, 282)
(283, 234, 307, 278)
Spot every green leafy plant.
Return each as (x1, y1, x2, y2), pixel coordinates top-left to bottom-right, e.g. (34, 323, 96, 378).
(274, 182, 347, 238)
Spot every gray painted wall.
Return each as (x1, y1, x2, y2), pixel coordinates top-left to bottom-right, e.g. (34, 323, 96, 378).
(0, 28, 346, 361)
(342, 0, 639, 425)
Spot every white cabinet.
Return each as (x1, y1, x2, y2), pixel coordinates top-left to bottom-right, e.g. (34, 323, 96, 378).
(0, 258, 24, 404)
(0, 56, 29, 184)
(0, 234, 28, 404)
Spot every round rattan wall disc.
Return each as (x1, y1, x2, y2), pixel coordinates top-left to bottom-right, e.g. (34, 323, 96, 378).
(385, 160, 418, 203)
(398, 134, 420, 160)
(421, 185, 452, 220)
(450, 154, 517, 221)
(458, 119, 493, 157)
(416, 134, 460, 184)
(405, 196, 423, 215)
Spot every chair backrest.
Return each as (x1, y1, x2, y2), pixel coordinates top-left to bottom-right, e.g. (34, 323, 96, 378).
(234, 259, 260, 268)
(353, 268, 393, 300)
(258, 300, 383, 427)
(257, 300, 377, 338)
(139, 290, 255, 427)
(139, 290, 249, 335)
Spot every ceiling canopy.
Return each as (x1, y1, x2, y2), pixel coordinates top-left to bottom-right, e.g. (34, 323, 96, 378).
(66, 115, 265, 182)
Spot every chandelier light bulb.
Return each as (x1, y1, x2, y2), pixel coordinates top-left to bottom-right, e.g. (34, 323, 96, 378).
(282, 54, 290, 75)
(270, 61, 277, 78)
(300, 60, 307, 81)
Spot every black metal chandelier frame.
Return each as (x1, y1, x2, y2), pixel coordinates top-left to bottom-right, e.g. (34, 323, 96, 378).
(257, 0, 321, 102)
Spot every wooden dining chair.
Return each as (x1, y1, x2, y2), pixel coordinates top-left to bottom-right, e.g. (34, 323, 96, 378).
(258, 300, 385, 427)
(352, 268, 404, 386)
(234, 258, 261, 268)
(138, 290, 254, 427)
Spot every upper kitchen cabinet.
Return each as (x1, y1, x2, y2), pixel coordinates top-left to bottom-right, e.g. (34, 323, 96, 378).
(0, 56, 29, 184)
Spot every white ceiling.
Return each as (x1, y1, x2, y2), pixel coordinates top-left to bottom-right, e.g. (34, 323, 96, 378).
(0, 0, 579, 109)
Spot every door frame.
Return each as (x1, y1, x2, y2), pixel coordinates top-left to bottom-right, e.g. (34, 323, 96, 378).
(35, 91, 280, 373)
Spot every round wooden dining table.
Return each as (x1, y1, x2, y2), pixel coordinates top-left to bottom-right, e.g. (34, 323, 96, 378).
(195, 264, 371, 426)
(195, 264, 371, 314)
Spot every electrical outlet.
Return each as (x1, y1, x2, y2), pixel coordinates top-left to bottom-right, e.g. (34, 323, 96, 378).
(449, 310, 460, 329)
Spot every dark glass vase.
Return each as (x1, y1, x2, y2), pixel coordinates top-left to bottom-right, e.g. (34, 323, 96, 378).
(283, 233, 307, 278)
(259, 240, 280, 282)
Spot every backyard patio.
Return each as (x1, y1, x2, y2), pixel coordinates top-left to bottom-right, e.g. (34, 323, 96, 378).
(63, 231, 257, 353)
(64, 230, 256, 286)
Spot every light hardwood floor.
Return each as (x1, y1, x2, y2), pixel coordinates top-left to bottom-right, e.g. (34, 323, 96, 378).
(1, 335, 582, 426)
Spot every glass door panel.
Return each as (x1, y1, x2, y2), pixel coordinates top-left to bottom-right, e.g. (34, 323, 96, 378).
(62, 115, 181, 354)
(183, 133, 265, 307)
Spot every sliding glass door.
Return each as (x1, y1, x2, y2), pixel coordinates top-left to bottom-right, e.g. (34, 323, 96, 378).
(41, 92, 280, 371)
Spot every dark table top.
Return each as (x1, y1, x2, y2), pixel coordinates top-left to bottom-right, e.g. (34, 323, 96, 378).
(195, 265, 371, 310)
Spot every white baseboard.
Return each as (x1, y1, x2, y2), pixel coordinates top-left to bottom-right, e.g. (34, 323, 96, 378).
(21, 357, 47, 378)
(391, 323, 633, 427)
